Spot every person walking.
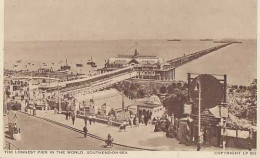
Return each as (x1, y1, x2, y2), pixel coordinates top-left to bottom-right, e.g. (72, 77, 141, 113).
(123, 120, 127, 132)
(144, 116, 148, 126)
(54, 107, 57, 115)
(130, 117, 134, 128)
(83, 125, 88, 138)
(84, 117, 88, 126)
(89, 115, 92, 125)
(68, 111, 71, 119)
(135, 117, 139, 127)
(33, 104, 36, 116)
(92, 115, 96, 123)
(65, 112, 68, 120)
(72, 113, 75, 125)
(141, 114, 144, 124)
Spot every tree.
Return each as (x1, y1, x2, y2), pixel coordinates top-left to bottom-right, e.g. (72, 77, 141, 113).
(152, 88, 158, 95)
(160, 86, 167, 94)
(137, 89, 146, 98)
(167, 85, 174, 94)
(163, 94, 187, 118)
(172, 83, 176, 88)
(177, 82, 182, 88)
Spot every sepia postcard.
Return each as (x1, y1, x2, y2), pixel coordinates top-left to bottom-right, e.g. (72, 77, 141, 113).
(0, 0, 258, 158)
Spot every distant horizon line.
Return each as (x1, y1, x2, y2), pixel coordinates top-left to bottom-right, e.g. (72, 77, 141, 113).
(4, 38, 257, 43)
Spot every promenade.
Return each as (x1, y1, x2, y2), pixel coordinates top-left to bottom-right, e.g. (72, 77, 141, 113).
(19, 110, 241, 151)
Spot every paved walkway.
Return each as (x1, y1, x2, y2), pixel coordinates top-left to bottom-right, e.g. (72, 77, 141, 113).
(22, 110, 243, 151)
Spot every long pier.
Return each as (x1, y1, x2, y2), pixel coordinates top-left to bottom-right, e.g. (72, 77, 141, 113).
(167, 43, 232, 68)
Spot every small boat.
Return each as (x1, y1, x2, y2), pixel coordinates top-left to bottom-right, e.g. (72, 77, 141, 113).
(60, 59, 71, 71)
(167, 39, 181, 41)
(91, 63, 97, 67)
(76, 60, 83, 67)
(87, 56, 97, 67)
(76, 64, 83, 67)
(200, 39, 213, 41)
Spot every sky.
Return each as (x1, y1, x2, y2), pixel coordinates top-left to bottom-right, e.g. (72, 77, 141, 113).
(4, 0, 257, 41)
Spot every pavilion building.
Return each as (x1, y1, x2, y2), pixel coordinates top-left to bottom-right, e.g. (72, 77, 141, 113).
(98, 49, 175, 80)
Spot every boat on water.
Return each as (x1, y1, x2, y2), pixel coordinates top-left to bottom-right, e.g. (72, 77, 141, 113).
(87, 56, 97, 67)
(76, 60, 83, 67)
(60, 59, 71, 71)
(91, 62, 97, 67)
(200, 39, 213, 41)
(167, 39, 181, 41)
(76, 63, 83, 67)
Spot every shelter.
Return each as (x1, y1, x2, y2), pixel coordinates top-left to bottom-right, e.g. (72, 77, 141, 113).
(74, 88, 137, 120)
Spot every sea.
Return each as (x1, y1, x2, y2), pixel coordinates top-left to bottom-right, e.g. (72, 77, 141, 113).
(4, 39, 257, 86)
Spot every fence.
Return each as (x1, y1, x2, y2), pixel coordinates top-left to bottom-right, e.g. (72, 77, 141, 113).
(77, 114, 123, 127)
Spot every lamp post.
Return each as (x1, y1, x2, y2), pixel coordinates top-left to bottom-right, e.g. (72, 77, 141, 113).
(194, 77, 201, 151)
(58, 86, 61, 114)
(223, 118, 226, 150)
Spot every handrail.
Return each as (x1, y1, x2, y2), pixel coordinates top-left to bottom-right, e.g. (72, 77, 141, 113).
(4, 141, 19, 150)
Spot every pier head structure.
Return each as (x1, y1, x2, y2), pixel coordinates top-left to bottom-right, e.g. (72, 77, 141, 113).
(98, 49, 175, 80)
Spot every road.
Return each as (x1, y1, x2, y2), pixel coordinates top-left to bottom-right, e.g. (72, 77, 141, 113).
(5, 112, 132, 150)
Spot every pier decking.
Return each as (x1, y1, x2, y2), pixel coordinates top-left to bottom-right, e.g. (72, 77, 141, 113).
(167, 43, 232, 68)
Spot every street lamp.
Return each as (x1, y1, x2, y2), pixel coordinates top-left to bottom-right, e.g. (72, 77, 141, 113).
(194, 77, 201, 151)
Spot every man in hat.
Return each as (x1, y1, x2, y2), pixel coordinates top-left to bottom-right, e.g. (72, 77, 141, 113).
(83, 125, 88, 138)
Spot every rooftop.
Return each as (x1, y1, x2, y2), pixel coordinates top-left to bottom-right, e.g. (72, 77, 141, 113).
(74, 88, 134, 110)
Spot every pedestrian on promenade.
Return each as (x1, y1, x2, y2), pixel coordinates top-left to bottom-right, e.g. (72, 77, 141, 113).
(107, 117, 111, 127)
(72, 113, 75, 125)
(84, 117, 88, 126)
(89, 115, 92, 125)
(105, 134, 113, 147)
(130, 117, 134, 128)
(92, 115, 96, 123)
(83, 125, 88, 138)
(65, 112, 68, 120)
(119, 121, 127, 132)
(144, 116, 148, 126)
(68, 111, 71, 120)
(135, 117, 139, 127)
(141, 114, 144, 124)
(152, 117, 157, 125)
(54, 107, 57, 115)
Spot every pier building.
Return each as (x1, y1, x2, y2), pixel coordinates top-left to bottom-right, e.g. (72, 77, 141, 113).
(98, 49, 175, 80)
